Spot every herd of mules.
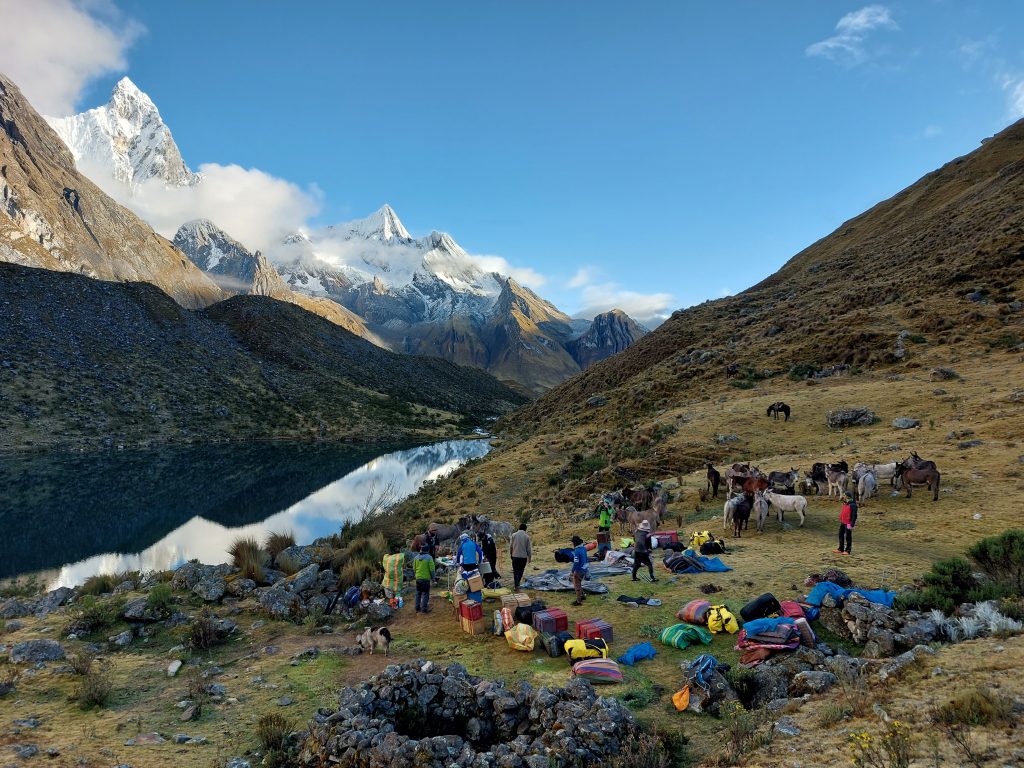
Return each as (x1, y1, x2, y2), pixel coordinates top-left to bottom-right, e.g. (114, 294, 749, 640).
(706, 452, 941, 537)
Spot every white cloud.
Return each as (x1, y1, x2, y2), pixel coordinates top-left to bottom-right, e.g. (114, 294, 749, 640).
(0, 0, 143, 116)
(573, 281, 674, 327)
(79, 158, 321, 253)
(806, 4, 898, 66)
(568, 266, 599, 289)
(1000, 73, 1024, 119)
(470, 254, 547, 289)
(922, 124, 943, 138)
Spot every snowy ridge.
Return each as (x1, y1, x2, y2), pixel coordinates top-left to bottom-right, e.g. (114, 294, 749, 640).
(47, 77, 198, 189)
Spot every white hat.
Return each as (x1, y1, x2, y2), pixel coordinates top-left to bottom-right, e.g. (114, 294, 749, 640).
(638, 520, 651, 531)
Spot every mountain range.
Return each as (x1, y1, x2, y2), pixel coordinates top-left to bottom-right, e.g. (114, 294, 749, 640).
(45, 78, 648, 393)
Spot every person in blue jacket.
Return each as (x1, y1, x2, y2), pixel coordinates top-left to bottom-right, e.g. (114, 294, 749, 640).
(456, 532, 482, 570)
(570, 535, 589, 606)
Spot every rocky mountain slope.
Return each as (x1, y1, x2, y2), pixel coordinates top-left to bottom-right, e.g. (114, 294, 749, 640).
(502, 117, 1024, 433)
(0, 262, 524, 452)
(0, 73, 220, 309)
(48, 77, 648, 393)
(173, 219, 377, 343)
(566, 308, 649, 369)
(277, 205, 648, 393)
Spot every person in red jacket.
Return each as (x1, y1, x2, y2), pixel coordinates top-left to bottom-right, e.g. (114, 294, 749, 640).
(834, 492, 858, 555)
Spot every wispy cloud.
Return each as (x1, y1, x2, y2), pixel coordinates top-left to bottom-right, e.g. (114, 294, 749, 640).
(1000, 73, 1024, 119)
(470, 254, 546, 288)
(568, 266, 598, 289)
(958, 37, 995, 70)
(572, 281, 674, 327)
(0, 0, 144, 115)
(922, 124, 943, 139)
(806, 5, 898, 66)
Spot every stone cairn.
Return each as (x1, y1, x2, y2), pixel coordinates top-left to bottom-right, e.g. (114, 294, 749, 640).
(297, 660, 639, 768)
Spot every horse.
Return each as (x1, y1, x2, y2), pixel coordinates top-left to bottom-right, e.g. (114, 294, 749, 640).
(650, 492, 667, 525)
(724, 463, 751, 494)
(857, 471, 877, 503)
(895, 464, 941, 500)
(739, 475, 769, 494)
(732, 498, 751, 538)
(762, 490, 807, 527)
(767, 401, 791, 421)
(723, 493, 752, 533)
(767, 468, 799, 491)
(627, 507, 660, 533)
(706, 463, 722, 498)
(752, 491, 771, 533)
(904, 452, 938, 472)
(621, 485, 655, 511)
(725, 362, 740, 378)
(427, 522, 464, 545)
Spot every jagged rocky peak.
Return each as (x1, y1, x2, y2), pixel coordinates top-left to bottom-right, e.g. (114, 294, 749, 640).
(47, 76, 198, 188)
(336, 204, 412, 242)
(566, 308, 649, 369)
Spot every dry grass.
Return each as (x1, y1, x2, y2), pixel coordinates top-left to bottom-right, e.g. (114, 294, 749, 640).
(228, 536, 267, 582)
(265, 530, 297, 561)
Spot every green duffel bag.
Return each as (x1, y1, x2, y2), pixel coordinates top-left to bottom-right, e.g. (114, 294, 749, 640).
(658, 623, 713, 650)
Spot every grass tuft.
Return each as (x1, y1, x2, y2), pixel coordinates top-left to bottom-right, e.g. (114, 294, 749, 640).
(228, 536, 267, 582)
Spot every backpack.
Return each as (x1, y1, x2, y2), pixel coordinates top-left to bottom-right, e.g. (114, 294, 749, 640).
(342, 586, 361, 608)
(706, 605, 740, 634)
(564, 638, 609, 661)
(554, 548, 575, 563)
(688, 530, 712, 549)
(699, 538, 727, 555)
(677, 599, 712, 625)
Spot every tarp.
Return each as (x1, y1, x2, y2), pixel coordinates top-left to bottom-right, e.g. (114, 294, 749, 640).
(381, 553, 404, 595)
(663, 553, 733, 574)
(521, 564, 630, 594)
(805, 581, 896, 608)
(617, 642, 657, 666)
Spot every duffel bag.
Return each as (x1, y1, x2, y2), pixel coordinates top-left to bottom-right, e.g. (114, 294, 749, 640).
(677, 599, 712, 625)
(572, 658, 623, 684)
(564, 638, 609, 661)
(740, 592, 781, 622)
(706, 605, 740, 634)
(505, 623, 538, 651)
(658, 623, 713, 650)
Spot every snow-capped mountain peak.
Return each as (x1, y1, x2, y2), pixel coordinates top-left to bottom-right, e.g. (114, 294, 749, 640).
(47, 78, 198, 189)
(332, 204, 412, 243)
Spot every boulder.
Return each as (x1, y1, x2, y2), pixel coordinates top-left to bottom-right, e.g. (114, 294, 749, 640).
(891, 418, 920, 430)
(10, 639, 65, 664)
(226, 578, 256, 598)
(826, 407, 875, 429)
(285, 564, 320, 594)
(360, 601, 394, 624)
(878, 644, 935, 682)
(1, 598, 30, 619)
(125, 733, 166, 746)
(167, 660, 183, 678)
(585, 396, 607, 408)
(109, 630, 133, 648)
(789, 671, 838, 696)
(275, 545, 318, 571)
(193, 576, 227, 603)
(123, 597, 163, 622)
(259, 586, 299, 619)
(34, 587, 74, 617)
(930, 368, 959, 381)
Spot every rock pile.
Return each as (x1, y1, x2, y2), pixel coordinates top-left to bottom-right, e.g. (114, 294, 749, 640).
(826, 406, 876, 429)
(297, 661, 639, 768)
(818, 593, 941, 658)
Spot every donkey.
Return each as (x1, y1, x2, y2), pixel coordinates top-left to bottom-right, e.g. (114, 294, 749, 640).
(853, 461, 898, 486)
(723, 493, 752, 531)
(767, 401, 791, 421)
(826, 468, 848, 499)
(767, 468, 799, 492)
(706, 463, 722, 498)
(895, 464, 941, 501)
(762, 489, 807, 527)
(752, 491, 771, 533)
(903, 453, 938, 472)
(857, 471, 877, 503)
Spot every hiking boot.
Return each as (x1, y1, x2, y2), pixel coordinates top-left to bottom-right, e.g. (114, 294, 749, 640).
(832, 549, 845, 554)
(842, 551, 851, 556)
(423, 607, 432, 613)
(631, 577, 639, 582)
(650, 578, 659, 583)
(571, 600, 583, 606)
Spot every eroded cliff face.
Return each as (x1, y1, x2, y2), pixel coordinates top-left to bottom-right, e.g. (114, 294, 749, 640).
(0, 73, 221, 309)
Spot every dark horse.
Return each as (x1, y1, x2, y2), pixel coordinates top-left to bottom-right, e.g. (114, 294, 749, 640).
(767, 401, 791, 421)
(895, 464, 941, 501)
(705, 463, 722, 498)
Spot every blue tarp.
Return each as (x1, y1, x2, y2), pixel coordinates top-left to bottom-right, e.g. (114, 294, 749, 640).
(805, 581, 896, 608)
(742, 616, 795, 636)
(617, 642, 657, 666)
(694, 556, 732, 573)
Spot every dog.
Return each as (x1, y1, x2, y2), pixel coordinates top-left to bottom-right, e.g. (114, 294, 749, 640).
(356, 626, 392, 656)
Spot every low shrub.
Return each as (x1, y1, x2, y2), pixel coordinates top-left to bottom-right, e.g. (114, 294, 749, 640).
(932, 688, 1014, 727)
(606, 732, 672, 768)
(256, 712, 292, 752)
(76, 660, 113, 709)
(228, 536, 267, 582)
(818, 701, 854, 726)
(895, 557, 1005, 613)
(145, 583, 174, 616)
(967, 529, 1024, 595)
(64, 596, 121, 635)
(68, 650, 95, 676)
(79, 573, 116, 596)
(186, 611, 228, 651)
(265, 531, 296, 561)
(724, 666, 759, 709)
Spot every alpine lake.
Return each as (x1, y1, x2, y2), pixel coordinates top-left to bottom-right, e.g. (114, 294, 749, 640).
(0, 438, 490, 591)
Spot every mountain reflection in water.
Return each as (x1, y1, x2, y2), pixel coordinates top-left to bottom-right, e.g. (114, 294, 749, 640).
(0, 439, 489, 589)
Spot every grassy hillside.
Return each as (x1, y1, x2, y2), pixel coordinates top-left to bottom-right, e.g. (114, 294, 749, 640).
(0, 264, 525, 451)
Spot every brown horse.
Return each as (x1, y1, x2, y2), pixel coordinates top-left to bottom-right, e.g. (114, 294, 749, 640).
(895, 465, 941, 500)
(706, 463, 722, 498)
(739, 475, 769, 494)
(621, 485, 654, 510)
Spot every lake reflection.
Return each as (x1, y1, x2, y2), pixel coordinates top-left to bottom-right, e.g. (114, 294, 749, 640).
(0, 439, 489, 589)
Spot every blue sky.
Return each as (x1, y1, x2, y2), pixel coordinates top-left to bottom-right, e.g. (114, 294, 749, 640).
(3, 1, 1024, 323)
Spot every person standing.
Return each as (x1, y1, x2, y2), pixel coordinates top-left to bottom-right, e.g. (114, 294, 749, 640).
(424, 525, 440, 584)
(457, 532, 482, 569)
(631, 520, 657, 582)
(570, 535, 589, 606)
(834, 492, 858, 555)
(510, 523, 532, 591)
(413, 544, 436, 613)
(481, 532, 501, 581)
(598, 497, 614, 532)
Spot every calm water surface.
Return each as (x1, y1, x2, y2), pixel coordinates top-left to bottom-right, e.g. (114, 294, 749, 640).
(0, 439, 489, 589)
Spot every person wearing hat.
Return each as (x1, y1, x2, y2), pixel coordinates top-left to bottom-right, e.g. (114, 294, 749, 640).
(834, 491, 858, 556)
(570, 535, 590, 606)
(456, 531, 482, 569)
(413, 544, 436, 613)
(424, 524, 440, 584)
(631, 519, 658, 582)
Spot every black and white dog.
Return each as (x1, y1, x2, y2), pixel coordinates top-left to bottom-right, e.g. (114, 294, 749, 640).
(356, 627, 392, 656)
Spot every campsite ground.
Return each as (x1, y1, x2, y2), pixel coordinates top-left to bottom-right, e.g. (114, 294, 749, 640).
(1, 348, 1022, 766)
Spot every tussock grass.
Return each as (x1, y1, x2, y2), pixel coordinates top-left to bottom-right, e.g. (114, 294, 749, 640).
(228, 536, 267, 582)
(265, 530, 296, 561)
